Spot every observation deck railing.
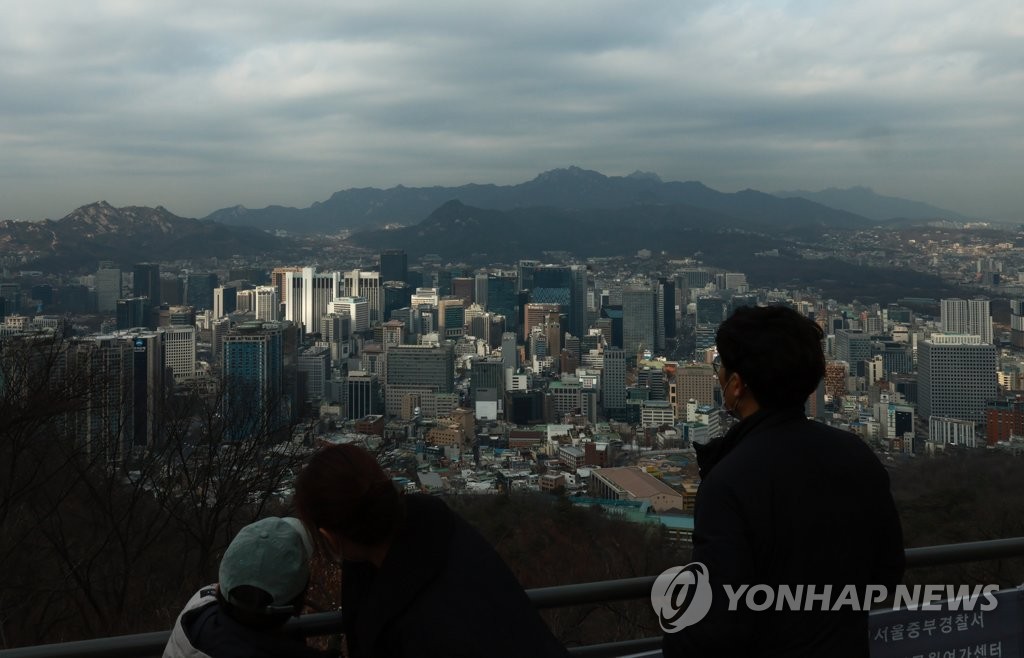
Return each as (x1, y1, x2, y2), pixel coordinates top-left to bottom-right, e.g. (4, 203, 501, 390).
(2, 537, 1024, 658)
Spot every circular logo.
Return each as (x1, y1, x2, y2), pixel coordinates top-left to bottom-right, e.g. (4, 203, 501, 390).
(651, 561, 713, 633)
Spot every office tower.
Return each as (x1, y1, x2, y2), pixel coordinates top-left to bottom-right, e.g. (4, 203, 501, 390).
(211, 317, 230, 365)
(331, 297, 369, 333)
(383, 343, 455, 417)
(344, 269, 383, 324)
(474, 273, 489, 309)
(235, 289, 255, 314)
(501, 331, 518, 390)
(298, 345, 331, 405)
(132, 263, 161, 306)
(382, 320, 406, 350)
(451, 278, 475, 305)
(941, 298, 993, 344)
(881, 342, 913, 376)
(835, 329, 872, 377)
(523, 303, 562, 340)
(96, 263, 122, 313)
(271, 266, 302, 306)
(527, 264, 587, 339)
(718, 272, 747, 291)
(730, 293, 759, 315)
(159, 275, 183, 306)
(918, 334, 997, 423)
(658, 277, 676, 343)
(67, 335, 135, 462)
(382, 281, 412, 322)
(158, 325, 196, 382)
(254, 286, 279, 321)
(213, 286, 238, 319)
(599, 307, 623, 348)
(694, 296, 726, 353)
(321, 312, 352, 364)
(380, 249, 408, 284)
(622, 287, 656, 359)
(637, 365, 666, 400)
(346, 371, 381, 419)
(678, 268, 714, 290)
(437, 297, 465, 339)
(471, 357, 504, 420)
(486, 274, 517, 331)
(675, 363, 716, 411)
(222, 321, 294, 441)
(184, 272, 217, 311)
(602, 347, 627, 420)
(285, 268, 341, 334)
(1012, 300, 1024, 349)
(117, 297, 151, 330)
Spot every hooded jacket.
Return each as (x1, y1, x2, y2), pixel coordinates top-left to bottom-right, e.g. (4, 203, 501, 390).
(163, 587, 329, 658)
(663, 407, 905, 658)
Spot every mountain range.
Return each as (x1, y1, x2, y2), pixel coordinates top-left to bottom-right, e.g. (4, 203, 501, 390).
(0, 202, 290, 270)
(774, 186, 969, 222)
(206, 166, 901, 234)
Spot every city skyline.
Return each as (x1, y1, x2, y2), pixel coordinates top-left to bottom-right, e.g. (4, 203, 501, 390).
(2, 1, 1022, 223)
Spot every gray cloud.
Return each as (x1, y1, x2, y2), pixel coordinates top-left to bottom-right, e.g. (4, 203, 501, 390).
(0, 0, 1021, 221)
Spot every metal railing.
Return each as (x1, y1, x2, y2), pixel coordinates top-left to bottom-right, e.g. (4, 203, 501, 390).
(3, 537, 1024, 658)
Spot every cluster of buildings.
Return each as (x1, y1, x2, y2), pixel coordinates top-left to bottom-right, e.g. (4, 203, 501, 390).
(4, 247, 1024, 532)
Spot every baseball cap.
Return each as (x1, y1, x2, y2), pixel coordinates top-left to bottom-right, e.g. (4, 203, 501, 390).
(219, 516, 314, 614)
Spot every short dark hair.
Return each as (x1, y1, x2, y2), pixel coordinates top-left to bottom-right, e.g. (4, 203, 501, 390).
(715, 305, 825, 410)
(293, 444, 405, 546)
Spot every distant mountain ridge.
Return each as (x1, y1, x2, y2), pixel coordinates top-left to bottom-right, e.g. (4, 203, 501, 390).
(0, 201, 291, 270)
(206, 166, 871, 233)
(774, 186, 969, 222)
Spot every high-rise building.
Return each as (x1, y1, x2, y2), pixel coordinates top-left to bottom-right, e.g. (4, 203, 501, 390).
(486, 274, 518, 331)
(437, 297, 466, 339)
(380, 250, 408, 284)
(471, 357, 504, 420)
(132, 264, 161, 306)
(222, 321, 294, 441)
(185, 272, 217, 311)
(383, 343, 455, 417)
(344, 269, 383, 324)
(298, 345, 331, 405)
(675, 363, 716, 412)
(254, 286, 279, 321)
(451, 277, 475, 305)
(116, 297, 151, 330)
(1011, 299, 1024, 349)
(331, 297, 369, 333)
(96, 263, 122, 313)
(918, 334, 997, 423)
(382, 281, 412, 322)
(382, 320, 406, 350)
(694, 296, 726, 352)
(602, 347, 627, 420)
(835, 329, 872, 377)
(271, 266, 302, 306)
(285, 268, 341, 334)
(213, 285, 237, 319)
(320, 312, 352, 364)
(346, 371, 381, 419)
(941, 298, 993, 344)
(622, 287, 656, 359)
(158, 325, 196, 382)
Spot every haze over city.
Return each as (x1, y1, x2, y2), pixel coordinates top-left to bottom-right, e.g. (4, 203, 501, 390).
(2, 0, 1022, 222)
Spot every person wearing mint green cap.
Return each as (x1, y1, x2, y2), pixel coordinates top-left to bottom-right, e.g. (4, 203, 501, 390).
(164, 516, 334, 658)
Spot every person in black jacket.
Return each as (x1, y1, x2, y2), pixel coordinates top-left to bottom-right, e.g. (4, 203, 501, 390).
(662, 305, 905, 658)
(293, 443, 569, 658)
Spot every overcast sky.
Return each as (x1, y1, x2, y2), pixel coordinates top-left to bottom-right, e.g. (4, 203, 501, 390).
(2, 0, 1021, 222)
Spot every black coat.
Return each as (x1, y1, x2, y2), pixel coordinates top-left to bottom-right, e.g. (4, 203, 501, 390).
(340, 494, 569, 658)
(663, 407, 905, 658)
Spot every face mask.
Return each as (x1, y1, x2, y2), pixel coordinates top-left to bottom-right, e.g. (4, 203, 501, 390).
(722, 373, 741, 418)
